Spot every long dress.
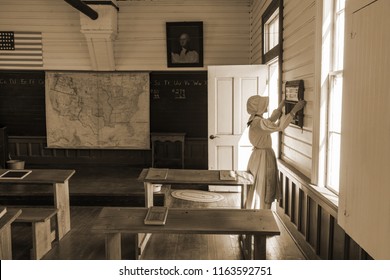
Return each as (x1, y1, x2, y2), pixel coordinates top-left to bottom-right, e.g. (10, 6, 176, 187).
(246, 108, 293, 209)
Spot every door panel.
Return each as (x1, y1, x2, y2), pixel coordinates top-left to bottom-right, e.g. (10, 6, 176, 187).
(216, 79, 234, 134)
(208, 65, 268, 191)
(217, 146, 234, 170)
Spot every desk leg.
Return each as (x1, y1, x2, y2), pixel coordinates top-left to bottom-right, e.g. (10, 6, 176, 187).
(106, 233, 122, 260)
(240, 234, 253, 260)
(241, 184, 248, 209)
(144, 182, 154, 208)
(140, 182, 154, 259)
(0, 225, 12, 260)
(245, 185, 256, 209)
(254, 235, 267, 260)
(53, 182, 71, 240)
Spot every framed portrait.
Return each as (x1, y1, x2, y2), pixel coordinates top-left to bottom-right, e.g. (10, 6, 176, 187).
(166, 22, 203, 68)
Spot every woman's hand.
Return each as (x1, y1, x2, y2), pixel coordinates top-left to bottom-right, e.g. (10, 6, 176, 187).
(291, 100, 306, 115)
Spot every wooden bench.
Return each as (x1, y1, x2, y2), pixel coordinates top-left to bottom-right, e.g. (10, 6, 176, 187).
(0, 208, 22, 260)
(92, 207, 280, 260)
(11, 207, 58, 260)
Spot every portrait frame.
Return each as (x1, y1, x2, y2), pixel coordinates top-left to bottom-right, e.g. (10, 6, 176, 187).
(166, 22, 204, 68)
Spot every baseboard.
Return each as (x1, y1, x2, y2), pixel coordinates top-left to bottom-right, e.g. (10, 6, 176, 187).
(276, 210, 320, 260)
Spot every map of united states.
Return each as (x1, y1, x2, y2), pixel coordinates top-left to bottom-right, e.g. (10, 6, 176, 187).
(45, 72, 150, 149)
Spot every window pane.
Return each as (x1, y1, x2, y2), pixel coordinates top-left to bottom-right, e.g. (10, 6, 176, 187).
(324, 0, 345, 193)
(329, 75, 343, 133)
(327, 132, 341, 191)
(336, 0, 345, 12)
(264, 9, 279, 53)
(269, 16, 279, 50)
(334, 0, 345, 70)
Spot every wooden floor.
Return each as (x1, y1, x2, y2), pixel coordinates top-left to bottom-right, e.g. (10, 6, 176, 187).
(6, 166, 306, 260)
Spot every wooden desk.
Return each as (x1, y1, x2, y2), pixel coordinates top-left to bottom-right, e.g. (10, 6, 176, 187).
(92, 207, 280, 260)
(0, 169, 75, 239)
(138, 168, 254, 208)
(0, 208, 22, 260)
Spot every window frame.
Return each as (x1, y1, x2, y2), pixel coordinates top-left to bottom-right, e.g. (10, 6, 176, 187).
(324, 0, 346, 194)
(261, 0, 282, 64)
(261, 0, 284, 157)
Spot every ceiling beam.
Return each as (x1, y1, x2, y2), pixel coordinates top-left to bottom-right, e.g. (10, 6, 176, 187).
(64, 0, 99, 20)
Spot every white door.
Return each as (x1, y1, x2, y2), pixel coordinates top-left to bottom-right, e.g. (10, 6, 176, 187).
(208, 65, 268, 191)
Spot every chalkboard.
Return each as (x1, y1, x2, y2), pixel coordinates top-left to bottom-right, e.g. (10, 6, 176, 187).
(0, 71, 46, 136)
(150, 71, 207, 138)
(0, 71, 208, 139)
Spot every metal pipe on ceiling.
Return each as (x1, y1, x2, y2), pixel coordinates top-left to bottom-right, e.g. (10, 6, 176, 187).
(64, 0, 99, 20)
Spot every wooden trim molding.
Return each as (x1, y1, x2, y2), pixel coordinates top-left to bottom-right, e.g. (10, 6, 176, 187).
(7, 136, 208, 169)
(276, 159, 373, 260)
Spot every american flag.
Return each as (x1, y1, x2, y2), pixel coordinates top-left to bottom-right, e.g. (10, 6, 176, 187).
(0, 31, 43, 69)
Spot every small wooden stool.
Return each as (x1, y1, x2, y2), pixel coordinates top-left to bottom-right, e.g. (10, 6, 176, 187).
(12, 208, 58, 260)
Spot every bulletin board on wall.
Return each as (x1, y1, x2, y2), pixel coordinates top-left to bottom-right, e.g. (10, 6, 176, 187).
(0, 71, 46, 136)
(150, 71, 208, 138)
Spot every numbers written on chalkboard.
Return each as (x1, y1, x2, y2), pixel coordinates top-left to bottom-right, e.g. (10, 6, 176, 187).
(172, 88, 186, 99)
(151, 88, 186, 100)
(151, 89, 160, 99)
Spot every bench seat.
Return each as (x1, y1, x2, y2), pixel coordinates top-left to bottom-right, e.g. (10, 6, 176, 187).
(11, 207, 57, 260)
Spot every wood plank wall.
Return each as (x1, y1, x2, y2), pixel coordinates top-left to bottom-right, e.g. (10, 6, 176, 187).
(0, 0, 90, 70)
(250, 0, 315, 178)
(116, 0, 251, 70)
(281, 0, 316, 178)
(0, 0, 252, 71)
(250, 0, 271, 64)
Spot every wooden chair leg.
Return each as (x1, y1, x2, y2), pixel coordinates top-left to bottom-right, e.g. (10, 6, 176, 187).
(254, 235, 267, 260)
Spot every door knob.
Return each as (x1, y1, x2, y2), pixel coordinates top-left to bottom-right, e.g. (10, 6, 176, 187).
(209, 135, 219, 140)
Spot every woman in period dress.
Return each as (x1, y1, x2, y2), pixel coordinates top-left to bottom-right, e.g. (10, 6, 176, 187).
(246, 95, 305, 209)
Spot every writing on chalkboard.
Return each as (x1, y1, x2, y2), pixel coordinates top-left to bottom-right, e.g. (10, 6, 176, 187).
(0, 71, 46, 136)
(172, 88, 186, 99)
(0, 78, 44, 85)
(151, 89, 160, 99)
(150, 71, 208, 138)
(153, 79, 207, 87)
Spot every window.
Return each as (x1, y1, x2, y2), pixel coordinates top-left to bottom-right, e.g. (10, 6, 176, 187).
(262, 0, 281, 64)
(264, 10, 279, 53)
(325, 0, 345, 192)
